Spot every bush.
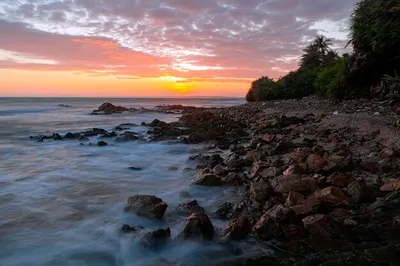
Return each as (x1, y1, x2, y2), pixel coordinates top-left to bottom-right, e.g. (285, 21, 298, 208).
(279, 69, 317, 99)
(314, 58, 346, 98)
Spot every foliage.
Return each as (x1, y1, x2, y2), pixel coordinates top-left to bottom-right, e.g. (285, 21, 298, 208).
(279, 69, 318, 98)
(314, 58, 347, 98)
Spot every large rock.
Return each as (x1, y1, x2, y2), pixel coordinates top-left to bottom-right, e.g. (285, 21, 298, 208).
(314, 186, 350, 207)
(139, 228, 171, 250)
(271, 174, 318, 194)
(250, 180, 274, 206)
(290, 197, 320, 216)
(220, 216, 252, 240)
(253, 213, 283, 240)
(176, 212, 215, 241)
(263, 204, 297, 224)
(124, 195, 168, 220)
(222, 172, 244, 186)
(176, 199, 205, 214)
(285, 191, 305, 207)
(92, 102, 133, 115)
(327, 173, 355, 188)
(347, 180, 376, 204)
(115, 132, 139, 142)
(214, 202, 234, 219)
(302, 214, 339, 238)
(192, 169, 222, 186)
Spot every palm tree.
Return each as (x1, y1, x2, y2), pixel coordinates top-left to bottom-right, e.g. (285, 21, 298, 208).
(300, 43, 322, 69)
(313, 35, 333, 57)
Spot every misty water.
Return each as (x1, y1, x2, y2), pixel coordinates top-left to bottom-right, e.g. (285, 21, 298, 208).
(0, 97, 263, 266)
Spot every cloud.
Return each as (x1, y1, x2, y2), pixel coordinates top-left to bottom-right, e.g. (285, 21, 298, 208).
(0, 0, 359, 81)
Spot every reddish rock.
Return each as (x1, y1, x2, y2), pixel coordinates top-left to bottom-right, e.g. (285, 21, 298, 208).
(283, 224, 304, 239)
(302, 214, 338, 238)
(379, 147, 400, 159)
(328, 154, 353, 170)
(283, 164, 305, 175)
(271, 174, 318, 194)
(176, 212, 215, 241)
(220, 216, 252, 240)
(327, 173, 355, 187)
(139, 228, 171, 250)
(380, 180, 400, 192)
(261, 134, 275, 143)
(314, 186, 350, 207)
(264, 204, 297, 224)
(306, 154, 337, 172)
(290, 197, 320, 216)
(124, 194, 168, 220)
(359, 161, 378, 173)
(244, 150, 263, 163)
(285, 191, 305, 207)
(294, 148, 313, 163)
(250, 180, 274, 206)
(253, 213, 283, 240)
(192, 169, 222, 186)
(251, 161, 269, 178)
(176, 199, 205, 214)
(212, 165, 228, 176)
(259, 167, 281, 179)
(222, 172, 243, 186)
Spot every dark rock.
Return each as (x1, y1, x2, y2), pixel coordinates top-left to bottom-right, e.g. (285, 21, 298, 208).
(64, 132, 81, 139)
(115, 132, 139, 142)
(220, 216, 252, 240)
(327, 173, 355, 188)
(302, 214, 339, 238)
(192, 169, 222, 186)
(128, 166, 143, 171)
(222, 172, 244, 186)
(347, 180, 376, 204)
(380, 180, 400, 192)
(176, 212, 215, 241)
(285, 191, 305, 207)
(378, 147, 400, 159)
(139, 228, 171, 250)
(290, 197, 321, 216)
(214, 202, 234, 219)
(306, 154, 337, 173)
(84, 128, 108, 136)
(53, 133, 63, 140)
(314, 186, 350, 208)
(124, 194, 168, 220)
(120, 224, 144, 233)
(176, 199, 205, 214)
(253, 213, 284, 240)
(97, 141, 108, 146)
(283, 164, 305, 175)
(264, 204, 297, 224)
(100, 132, 118, 138)
(250, 180, 274, 206)
(92, 102, 133, 115)
(79, 135, 89, 141)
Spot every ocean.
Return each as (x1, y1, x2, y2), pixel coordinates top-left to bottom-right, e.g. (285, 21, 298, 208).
(0, 97, 249, 266)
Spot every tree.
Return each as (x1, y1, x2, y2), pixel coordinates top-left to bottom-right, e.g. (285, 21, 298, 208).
(313, 35, 333, 57)
(300, 35, 335, 69)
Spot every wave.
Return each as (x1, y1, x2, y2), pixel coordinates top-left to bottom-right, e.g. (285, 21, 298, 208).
(0, 106, 64, 116)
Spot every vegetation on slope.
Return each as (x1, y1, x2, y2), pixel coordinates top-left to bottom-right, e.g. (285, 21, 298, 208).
(246, 0, 400, 102)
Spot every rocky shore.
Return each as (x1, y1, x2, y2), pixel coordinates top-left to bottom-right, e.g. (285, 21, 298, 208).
(30, 97, 400, 265)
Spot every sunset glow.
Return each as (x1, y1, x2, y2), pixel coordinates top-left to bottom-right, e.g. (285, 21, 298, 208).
(0, 0, 358, 97)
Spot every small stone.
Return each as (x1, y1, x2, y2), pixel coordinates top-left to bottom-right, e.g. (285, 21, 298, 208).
(285, 191, 305, 207)
(327, 173, 355, 188)
(290, 197, 320, 216)
(97, 140, 108, 146)
(347, 180, 376, 204)
(283, 164, 304, 175)
(250, 180, 274, 206)
(128, 166, 143, 171)
(220, 216, 252, 240)
(380, 180, 400, 192)
(314, 186, 350, 207)
(120, 224, 145, 233)
(302, 214, 338, 238)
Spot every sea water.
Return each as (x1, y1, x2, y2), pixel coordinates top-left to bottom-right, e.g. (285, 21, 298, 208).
(0, 97, 256, 266)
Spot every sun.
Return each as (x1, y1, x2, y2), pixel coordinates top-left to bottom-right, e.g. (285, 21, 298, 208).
(158, 75, 192, 94)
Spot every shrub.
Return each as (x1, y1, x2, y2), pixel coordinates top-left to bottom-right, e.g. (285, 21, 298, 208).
(314, 58, 347, 98)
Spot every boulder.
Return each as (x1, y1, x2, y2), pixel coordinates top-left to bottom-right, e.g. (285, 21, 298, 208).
(271, 174, 317, 194)
(64, 132, 81, 139)
(285, 191, 305, 207)
(222, 172, 244, 186)
(263, 204, 297, 224)
(212, 165, 228, 176)
(115, 132, 139, 142)
(192, 169, 222, 186)
(124, 194, 168, 220)
(176, 199, 205, 214)
(92, 102, 132, 114)
(139, 228, 171, 250)
(327, 173, 355, 187)
(380, 180, 400, 192)
(302, 214, 339, 238)
(347, 180, 376, 204)
(97, 141, 108, 146)
(314, 186, 350, 207)
(253, 213, 283, 240)
(120, 224, 145, 234)
(176, 212, 215, 241)
(214, 202, 234, 219)
(53, 133, 63, 140)
(220, 216, 252, 240)
(250, 180, 274, 206)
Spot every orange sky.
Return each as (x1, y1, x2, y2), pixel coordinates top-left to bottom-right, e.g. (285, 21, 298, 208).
(0, 0, 355, 97)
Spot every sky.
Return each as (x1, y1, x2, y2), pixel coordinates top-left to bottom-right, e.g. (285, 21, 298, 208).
(0, 0, 359, 97)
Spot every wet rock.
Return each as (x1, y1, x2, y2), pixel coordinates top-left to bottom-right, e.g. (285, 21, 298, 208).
(220, 216, 252, 240)
(176, 199, 205, 214)
(214, 202, 234, 219)
(176, 212, 215, 241)
(53, 133, 63, 140)
(314, 186, 350, 207)
(212, 165, 228, 176)
(302, 214, 339, 238)
(179, 191, 191, 198)
(250, 180, 274, 206)
(124, 194, 168, 220)
(380, 180, 400, 192)
(79, 135, 89, 141)
(64, 132, 81, 139)
(222, 172, 244, 186)
(100, 131, 118, 138)
(97, 141, 108, 146)
(285, 191, 305, 207)
(139, 228, 171, 250)
(128, 166, 143, 171)
(271, 174, 318, 194)
(120, 224, 144, 234)
(347, 180, 376, 204)
(115, 132, 139, 142)
(92, 102, 132, 114)
(192, 169, 222, 186)
(327, 173, 355, 188)
(84, 128, 108, 136)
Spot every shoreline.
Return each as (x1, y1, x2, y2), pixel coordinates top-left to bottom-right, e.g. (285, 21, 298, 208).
(28, 97, 400, 265)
